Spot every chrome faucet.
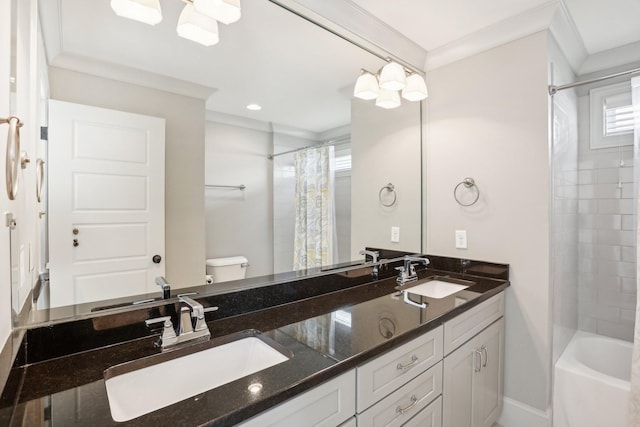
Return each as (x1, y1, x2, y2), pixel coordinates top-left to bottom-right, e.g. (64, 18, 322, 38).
(396, 255, 430, 285)
(145, 296, 219, 349)
(359, 249, 380, 277)
(155, 276, 171, 299)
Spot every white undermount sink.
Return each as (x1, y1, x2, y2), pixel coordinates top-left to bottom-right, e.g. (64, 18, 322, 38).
(104, 330, 291, 422)
(406, 280, 469, 299)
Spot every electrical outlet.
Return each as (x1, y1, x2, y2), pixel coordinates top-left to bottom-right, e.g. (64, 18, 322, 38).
(455, 230, 467, 249)
(391, 226, 400, 243)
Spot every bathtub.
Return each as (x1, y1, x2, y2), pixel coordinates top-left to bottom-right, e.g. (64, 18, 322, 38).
(553, 331, 632, 427)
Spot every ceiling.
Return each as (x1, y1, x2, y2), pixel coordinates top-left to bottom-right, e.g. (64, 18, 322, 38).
(40, 0, 385, 135)
(354, 0, 640, 57)
(39, 0, 640, 134)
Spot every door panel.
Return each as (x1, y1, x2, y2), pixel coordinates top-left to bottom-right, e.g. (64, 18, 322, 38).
(48, 100, 165, 308)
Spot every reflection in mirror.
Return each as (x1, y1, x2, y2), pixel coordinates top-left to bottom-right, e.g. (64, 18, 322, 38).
(20, 0, 424, 324)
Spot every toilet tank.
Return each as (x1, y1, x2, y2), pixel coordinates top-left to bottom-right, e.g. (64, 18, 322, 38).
(206, 256, 248, 283)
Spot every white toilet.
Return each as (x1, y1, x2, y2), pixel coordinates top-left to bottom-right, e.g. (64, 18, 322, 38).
(206, 256, 249, 283)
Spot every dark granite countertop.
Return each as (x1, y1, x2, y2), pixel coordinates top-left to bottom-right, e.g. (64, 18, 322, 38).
(0, 256, 509, 427)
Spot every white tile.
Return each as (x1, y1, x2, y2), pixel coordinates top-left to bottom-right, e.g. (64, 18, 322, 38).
(621, 215, 636, 231)
(596, 319, 634, 341)
(578, 200, 597, 214)
(621, 278, 637, 294)
(594, 168, 619, 184)
(597, 199, 634, 214)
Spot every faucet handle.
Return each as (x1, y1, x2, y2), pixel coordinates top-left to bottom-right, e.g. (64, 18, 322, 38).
(145, 316, 172, 327)
(145, 316, 178, 347)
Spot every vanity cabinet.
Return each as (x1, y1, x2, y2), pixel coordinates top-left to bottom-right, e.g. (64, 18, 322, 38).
(240, 292, 505, 427)
(239, 370, 356, 427)
(442, 293, 505, 427)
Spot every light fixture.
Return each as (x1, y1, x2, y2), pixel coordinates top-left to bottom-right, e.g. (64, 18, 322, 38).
(246, 103, 262, 111)
(111, 0, 242, 46)
(378, 61, 406, 91)
(194, 0, 242, 25)
(375, 89, 401, 109)
(353, 61, 428, 110)
(353, 70, 379, 100)
(402, 74, 428, 101)
(177, 4, 219, 46)
(110, 0, 162, 25)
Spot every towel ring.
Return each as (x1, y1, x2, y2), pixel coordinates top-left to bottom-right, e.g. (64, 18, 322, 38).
(379, 183, 397, 207)
(454, 177, 480, 206)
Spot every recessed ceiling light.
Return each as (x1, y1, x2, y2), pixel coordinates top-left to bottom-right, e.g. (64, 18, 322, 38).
(246, 104, 262, 111)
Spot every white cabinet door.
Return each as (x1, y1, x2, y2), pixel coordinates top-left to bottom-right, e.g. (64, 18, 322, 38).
(239, 370, 355, 427)
(443, 317, 504, 427)
(474, 318, 504, 427)
(442, 330, 475, 427)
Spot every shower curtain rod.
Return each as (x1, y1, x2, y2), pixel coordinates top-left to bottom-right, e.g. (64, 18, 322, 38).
(268, 137, 351, 159)
(549, 67, 640, 95)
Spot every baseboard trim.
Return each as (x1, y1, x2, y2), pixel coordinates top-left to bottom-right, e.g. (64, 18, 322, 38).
(497, 397, 550, 427)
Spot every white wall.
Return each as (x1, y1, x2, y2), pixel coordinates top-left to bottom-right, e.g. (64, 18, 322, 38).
(351, 98, 422, 258)
(204, 121, 273, 278)
(426, 32, 551, 423)
(48, 68, 206, 288)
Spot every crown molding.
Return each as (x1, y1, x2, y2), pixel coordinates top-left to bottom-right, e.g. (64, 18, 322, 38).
(548, 1, 588, 74)
(270, 0, 427, 72)
(579, 41, 640, 75)
(425, 1, 561, 71)
(49, 53, 215, 100)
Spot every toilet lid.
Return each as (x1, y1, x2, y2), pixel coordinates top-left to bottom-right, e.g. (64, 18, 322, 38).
(206, 256, 248, 267)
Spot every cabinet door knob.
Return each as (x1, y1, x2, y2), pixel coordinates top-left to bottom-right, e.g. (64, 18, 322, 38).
(72, 228, 79, 235)
(152, 255, 162, 264)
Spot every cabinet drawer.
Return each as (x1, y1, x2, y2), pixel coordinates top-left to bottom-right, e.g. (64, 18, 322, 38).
(239, 370, 355, 427)
(444, 292, 504, 355)
(357, 326, 443, 411)
(403, 395, 442, 427)
(357, 361, 442, 427)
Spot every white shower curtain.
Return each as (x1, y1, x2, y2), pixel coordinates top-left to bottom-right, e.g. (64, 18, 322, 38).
(292, 146, 338, 271)
(630, 76, 640, 426)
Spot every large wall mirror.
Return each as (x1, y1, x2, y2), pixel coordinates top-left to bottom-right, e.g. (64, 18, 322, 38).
(17, 0, 424, 325)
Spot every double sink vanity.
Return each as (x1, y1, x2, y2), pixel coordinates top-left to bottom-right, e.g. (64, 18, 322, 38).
(0, 253, 508, 426)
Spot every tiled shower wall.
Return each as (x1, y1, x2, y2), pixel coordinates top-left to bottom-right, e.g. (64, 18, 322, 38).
(577, 93, 636, 341)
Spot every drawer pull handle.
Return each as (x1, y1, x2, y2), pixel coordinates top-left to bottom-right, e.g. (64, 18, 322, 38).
(474, 349, 482, 372)
(396, 355, 418, 371)
(481, 345, 488, 368)
(396, 395, 418, 415)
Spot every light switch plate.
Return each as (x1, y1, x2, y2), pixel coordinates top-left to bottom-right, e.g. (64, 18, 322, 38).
(391, 226, 400, 243)
(455, 230, 467, 249)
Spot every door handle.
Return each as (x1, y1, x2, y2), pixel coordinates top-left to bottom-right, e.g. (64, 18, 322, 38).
(474, 349, 482, 372)
(152, 255, 162, 264)
(481, 345, 488, 368)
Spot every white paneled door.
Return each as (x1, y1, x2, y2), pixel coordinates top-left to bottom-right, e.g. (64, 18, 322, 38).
(48, 100, 165, 308)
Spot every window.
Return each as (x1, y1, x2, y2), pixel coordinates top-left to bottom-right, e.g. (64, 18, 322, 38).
(590, 82, 633, 149)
